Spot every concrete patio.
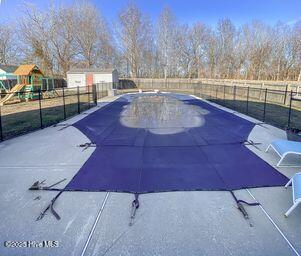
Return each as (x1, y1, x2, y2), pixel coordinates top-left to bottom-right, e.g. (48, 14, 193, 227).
(0, 93, 300, 256)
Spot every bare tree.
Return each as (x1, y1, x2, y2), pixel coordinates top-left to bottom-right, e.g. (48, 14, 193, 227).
(216, 19, 236, 78)
(49, 5, 78, 75)
(203, 28, 218, 78)
(2, 1, 300, 81)
(0, 24, 18, 64)
(292, 21, 301, 81)
(18, 4, 55, 75)
(187, 22, 209, 78)
(74, 2, 114, 68)
(157, 7, 178, 78)
(117, 2, 153, 78)
(241, 21, 272, 80)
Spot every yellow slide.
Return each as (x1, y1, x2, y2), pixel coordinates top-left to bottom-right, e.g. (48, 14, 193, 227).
(0, 84, 26, 106)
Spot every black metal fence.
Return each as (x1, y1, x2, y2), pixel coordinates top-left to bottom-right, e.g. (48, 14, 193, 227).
(195, 84, 301, 131)
(0, 84, 108, 141)
(0, 79, 18, 91)
(0, 80, 300, 141)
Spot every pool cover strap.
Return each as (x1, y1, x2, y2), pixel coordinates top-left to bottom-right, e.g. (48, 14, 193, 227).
(53, 123, 71, 131)
(29, 178, 67, 191)
(229, 191, 260, 207)
(78, 142, 97, 151)
(243, 140, 262, 151)
(130, 194, 140, 226)
(36, 191, 63, 221)
(229, 190, 260, 224)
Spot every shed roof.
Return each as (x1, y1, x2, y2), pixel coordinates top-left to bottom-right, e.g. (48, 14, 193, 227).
(0, 65, 18, 73)
(67, 68, 117, 74)
(14, 64, 44, 76)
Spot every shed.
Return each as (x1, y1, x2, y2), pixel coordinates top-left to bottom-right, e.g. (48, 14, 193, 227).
(0, 65, 18, 80)
(66, 68, 118, 88)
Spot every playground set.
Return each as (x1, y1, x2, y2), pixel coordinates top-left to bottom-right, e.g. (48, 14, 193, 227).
(0, 65, 17, 93)
(0, 64, 56, 105)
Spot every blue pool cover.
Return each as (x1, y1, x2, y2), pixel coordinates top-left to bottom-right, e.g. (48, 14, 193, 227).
(65, 93, 288, 193)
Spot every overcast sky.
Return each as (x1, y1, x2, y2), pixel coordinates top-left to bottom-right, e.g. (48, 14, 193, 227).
(0, 0, 300, 26)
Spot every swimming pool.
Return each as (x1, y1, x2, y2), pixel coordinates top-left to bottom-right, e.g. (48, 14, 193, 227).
(63, 93, 287, 193)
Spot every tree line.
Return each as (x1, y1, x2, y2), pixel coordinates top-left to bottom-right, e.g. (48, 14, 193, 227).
(0, 1, 300, 81)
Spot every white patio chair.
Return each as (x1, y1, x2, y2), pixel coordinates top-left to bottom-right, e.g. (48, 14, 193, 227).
(266, 140, 301, 167)
(285, 172, 301, 217)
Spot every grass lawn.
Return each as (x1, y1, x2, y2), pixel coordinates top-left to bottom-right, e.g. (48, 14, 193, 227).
(211, 99, 301, 130)
(1, 87, 300, 141)
(1, 95, 93, 140)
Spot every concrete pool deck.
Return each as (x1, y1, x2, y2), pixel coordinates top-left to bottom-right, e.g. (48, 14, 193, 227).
(0, 93, 300, 256)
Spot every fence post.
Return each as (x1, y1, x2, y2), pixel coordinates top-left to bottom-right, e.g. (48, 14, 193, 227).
(193, 83, 196, 96)
(77, 86, 80, 114)
(284, 84, 288, 105)
(95, 83, 99, 99)
(62, 87, 66, 120)
(263, 88, 268, 122)
(233, 85, 236, 110)
(0, 106, 3, 141)
(87, 85, 91, 109)
(287, 90, 293, 129)
(215, 88, 218, 101)
(38, 89, 43, 129)
(200, 83, 202, 97)
(92, 84, 97, 106)
(223, 84, 226, 106)
(259, 82, 264, 100)
(246, 86, 250, 114)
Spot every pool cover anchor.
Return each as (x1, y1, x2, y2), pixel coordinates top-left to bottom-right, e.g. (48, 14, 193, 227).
(53, 123, 71, 130)
(243, 140, 262, 151)
(255, 122, 269, 129)
(29, 180, 46, 190)
(78, 142, 97, 151)
(36, 191, 63, 221)
(129, 194, 140, 226)
(29, 178, 67, 191)
(230, 191, 260, 227)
